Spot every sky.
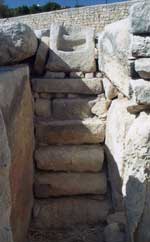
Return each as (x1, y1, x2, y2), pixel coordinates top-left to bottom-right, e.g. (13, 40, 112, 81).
(5, 0, 127, 8)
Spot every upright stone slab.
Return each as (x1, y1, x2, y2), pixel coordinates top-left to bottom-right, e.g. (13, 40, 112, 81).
(98, 19, 131, 97)
(46, 24, 96, 72)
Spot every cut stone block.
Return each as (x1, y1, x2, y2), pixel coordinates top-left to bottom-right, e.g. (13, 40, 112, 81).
(35, 99, 51, 118)
(34, 172, 107, 197)
(35, 145, 104, 172)
(130, 79, 150, 105)
(46, 24, 96, 72)
(32, 197, 110, 228)
(52, 98, 96, 120)
(32, 78, 103, 95)
(130, 2, 150, 34)
(33, 37, 49, 75)
(85, 73, 94, 78)
(131, 35, 150, 58)
(135, 58, 150, 79)
(35, 118, 105, 144)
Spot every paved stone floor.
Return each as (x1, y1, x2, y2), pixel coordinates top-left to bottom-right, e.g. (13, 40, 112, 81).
(28, 224, 104, 242)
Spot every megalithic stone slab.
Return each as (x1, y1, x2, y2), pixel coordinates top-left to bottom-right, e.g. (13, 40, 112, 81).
(35, 145, 104, 172)
(34, 172, 107, 197)
(32, 197, 111, 228)
(46, 24, 96, 72)
(32, 78, 103, 95)
(35, 118, 105, 145)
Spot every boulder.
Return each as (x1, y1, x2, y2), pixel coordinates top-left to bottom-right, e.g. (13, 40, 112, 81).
(105, 99, 135, 210)
(35, 145, 104, 172)
(0, 23, 38, 65)
(102, 77, 118, 100)
(46, 24, 96, 72)
(91, 95, 111, 119)
(130, 2, 150, 34)
(123, 112, 150, 242)
(98, 19, 131, 97)
(135, 58, 150, 79)
(32, 197, 110, 228)
(34, 172, 107, 197)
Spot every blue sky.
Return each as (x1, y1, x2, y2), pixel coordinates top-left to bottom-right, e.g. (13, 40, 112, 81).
(5, 0, 127, 8)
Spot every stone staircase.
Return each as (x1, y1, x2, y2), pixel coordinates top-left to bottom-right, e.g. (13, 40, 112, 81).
(29, 73, 111, 242)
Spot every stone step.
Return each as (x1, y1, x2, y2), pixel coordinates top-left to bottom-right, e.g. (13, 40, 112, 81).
(32, 78, 103, 95)
(35, 145, 104, 172)
(32, 197, 111, 229)
(52, 98, 96, 120)
(34, 172, 107, 198)
(35, 118, 105, 145)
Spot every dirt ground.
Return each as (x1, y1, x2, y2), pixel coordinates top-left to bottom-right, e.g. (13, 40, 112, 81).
(28, 224, 105, 242)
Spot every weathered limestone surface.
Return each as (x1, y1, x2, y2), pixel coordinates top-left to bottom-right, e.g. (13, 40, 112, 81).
(105, 99, 135, 210)
(53, 98, 96, 120)
(34, 172, 107, 197)
(0, 65, 34, 242)
(0, 23, 38, 65)
(35, 99, 51, 118)
(0, 110, 13, 242)
(46, 24, 96, 72)
(32, 78, 103, 95)
(123, 112, 150, 242)
(135, 58, 150, 79)
(130, 2, 150, 34)
(36, 118, 105, 144)
(102, 78, 118, 100)
(130, 79, 150, 105)
(104, 223, 125, 242)
(131, 35, 150, 57)
(32, 197, 110, 228)
(91, 95, 110, 118)
(98, 19, 131, 97)
(35, 145, 104, 172)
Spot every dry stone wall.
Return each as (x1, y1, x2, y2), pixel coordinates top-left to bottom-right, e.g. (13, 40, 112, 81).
(0, 1, 134, 32)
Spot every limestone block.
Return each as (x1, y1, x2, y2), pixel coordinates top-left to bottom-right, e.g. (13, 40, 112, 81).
(130, 79, 150, 105)
(35, 118, 105, 144)
(52, 98, 96, 120)
(135, 58, 150, 79)
(0, 23, 38, 65)
(34, 172, 107, 197)
(44, 71, 65, 78)
(32, 197, 110, 228)
(130, 2, 150, 34)
(102, 77, 118, 100)
(104, 223, 125, 242)
(98, 19, 131, 97)
(46, 24, 96, 72)
(32, 78, 103, 95)
(105, 99, 135, 210)
(123, 112, 150, 242)
(35, 99, 51, 118)
(33, 37, 49, 75)
(91, 95, 110, 119)
(85, 73, 94, 78)
(35, 145, 104, 172)
(131, 35, 150, 57)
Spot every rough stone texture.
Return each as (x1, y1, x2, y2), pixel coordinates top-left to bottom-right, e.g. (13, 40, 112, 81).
(32, 78, 103, 95)
(0, 110, 13, 242)
(135, 58, 150, 79)
(127, 102, 150, 114)
(130, 79, 150, 105)
(107, 212, 126, 226)
(34, 172, 107, 197)
(35, 145, 104, 172)
(46, 24, 96, 72)
(32, 197, 110, 228)
(105, 99, 135, 210)
(53, 98, 96, 120)
(123, 112, 150, 242)
(70, 72, 84, 78)
(44, 71, 65, 78)
(33, 37, 49, 75)
(0, 23, 38, 65)
(131, 35, 150, 58)
(98, 19, 131, 97)
(130, 2, 150, 34)
(35, 118, 105, 145)
(0, 65, 34, 242)
(35, 99, 51, 118)
(34, 28, 50, 39)
(102, 77, 118, 100)
(104, 223, 125, 242)
(91, 95, 111, 119)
